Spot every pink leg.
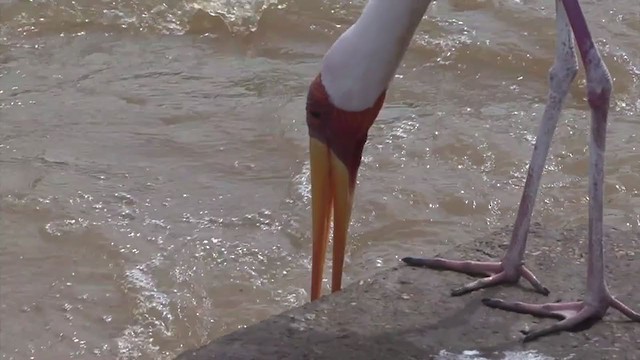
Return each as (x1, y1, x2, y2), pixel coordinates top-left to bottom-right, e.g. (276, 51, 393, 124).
(403, 0, 580, 298)
(482, 0, 640, 342)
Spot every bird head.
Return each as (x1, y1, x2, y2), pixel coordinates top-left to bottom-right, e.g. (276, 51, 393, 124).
(306, 74, 385, 301)
(304, 0, 429, 301)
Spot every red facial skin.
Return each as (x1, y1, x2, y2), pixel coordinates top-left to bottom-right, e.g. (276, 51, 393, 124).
(305, 74, 386, 187)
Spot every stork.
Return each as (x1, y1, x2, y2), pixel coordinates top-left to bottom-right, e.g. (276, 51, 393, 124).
(305, 0, 640, 342)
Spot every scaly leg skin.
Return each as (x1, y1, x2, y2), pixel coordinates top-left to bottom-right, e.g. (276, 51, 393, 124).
(483, 0, 640, 342)
(402, 0, 580, 298)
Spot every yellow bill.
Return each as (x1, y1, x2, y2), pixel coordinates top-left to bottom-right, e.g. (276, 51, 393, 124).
(309, 137, 354, 301)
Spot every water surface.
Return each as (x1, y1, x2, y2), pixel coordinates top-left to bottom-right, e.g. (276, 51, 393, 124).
(1, 0, 639, 358)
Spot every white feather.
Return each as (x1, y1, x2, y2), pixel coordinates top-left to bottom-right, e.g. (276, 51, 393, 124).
(320, 0, 431, 111)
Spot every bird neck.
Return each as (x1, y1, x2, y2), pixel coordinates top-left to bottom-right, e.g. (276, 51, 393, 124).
(320, 0, 431, 112)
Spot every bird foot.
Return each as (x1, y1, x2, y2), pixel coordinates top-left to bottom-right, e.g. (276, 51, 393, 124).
(482, 295, 640, 342)
(401, 257, 550, 296)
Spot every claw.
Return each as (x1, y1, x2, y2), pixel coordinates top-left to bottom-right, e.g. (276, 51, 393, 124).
(522, 307, 596, 342)
(451, 272, 508, 296)
(402, 258, 549, 296)
(483, 295, 640, 342)
(521, 266, 551, 296)
(401, 257, 501, 277)
(610, 296, 640, 321)
(482, 298, 577, 320)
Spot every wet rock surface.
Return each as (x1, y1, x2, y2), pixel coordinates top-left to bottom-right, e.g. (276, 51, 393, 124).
(176, 224, 640, 360)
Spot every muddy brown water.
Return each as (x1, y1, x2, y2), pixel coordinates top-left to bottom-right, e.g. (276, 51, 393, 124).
(0, 0, 638, 359)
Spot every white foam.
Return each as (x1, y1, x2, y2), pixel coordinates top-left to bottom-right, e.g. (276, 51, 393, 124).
(117, 256, 173, 359)
(435, 349, 573, 360)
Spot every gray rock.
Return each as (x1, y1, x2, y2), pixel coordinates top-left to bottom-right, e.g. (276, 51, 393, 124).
(176, 223, 640, 360)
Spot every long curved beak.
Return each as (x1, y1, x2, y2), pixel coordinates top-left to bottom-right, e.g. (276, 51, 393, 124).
(309, 137, 357, 301)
